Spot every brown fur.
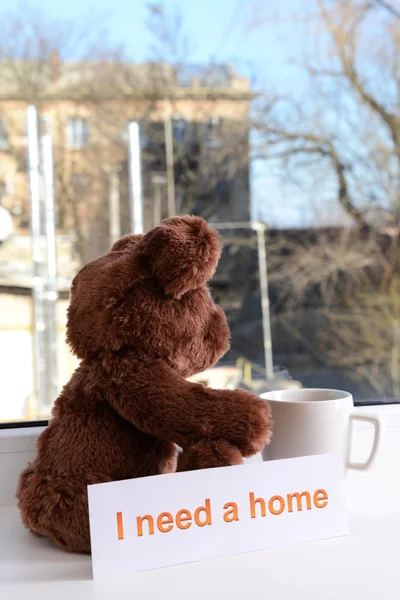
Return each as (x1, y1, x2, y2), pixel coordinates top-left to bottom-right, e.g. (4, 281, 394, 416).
(16, 216, 272, 553)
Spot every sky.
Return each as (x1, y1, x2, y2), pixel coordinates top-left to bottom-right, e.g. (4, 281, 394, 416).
(3, 0, 265, 67)
(0, 0, 350, 228)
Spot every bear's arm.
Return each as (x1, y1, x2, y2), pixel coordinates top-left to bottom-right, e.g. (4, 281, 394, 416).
(106, 359, 270, 456)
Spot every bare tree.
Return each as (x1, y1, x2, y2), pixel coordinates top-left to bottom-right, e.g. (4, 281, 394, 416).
(0, 2, 254, 265)
(267, 226, 400, 396)
(251, 0, 400, 396)
(0, 7, 131, 262)
(255, 1, 400, 231)
(373, 0, 400, 21)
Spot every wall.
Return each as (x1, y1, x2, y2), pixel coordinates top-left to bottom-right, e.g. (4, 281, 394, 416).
(0, 292, 77, 421)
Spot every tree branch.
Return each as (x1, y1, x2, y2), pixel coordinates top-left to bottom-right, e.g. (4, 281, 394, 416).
(260, 123, 371, 229)
(318, 1, 395, 127)
(373, 0, 400, 21)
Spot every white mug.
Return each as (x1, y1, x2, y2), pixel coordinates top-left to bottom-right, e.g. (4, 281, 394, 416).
(260, 388, 384, 471)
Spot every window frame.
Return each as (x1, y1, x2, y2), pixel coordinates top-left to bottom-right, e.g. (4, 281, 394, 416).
(66, 117, 90, 149)
(0, 420, 48, 430)
(0, 117, 9, 150)
(172, 116, 187, 145)
(1, 398, 399, 430)
(204, 116, 223, 149)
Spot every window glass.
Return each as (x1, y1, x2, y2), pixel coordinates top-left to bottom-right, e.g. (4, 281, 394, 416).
(0, 118, 8, 150)
(204, 117, 222, 149)
(67, 118, 90, 149)
(0, 0, 399, 424)
(172, 117, 187, 144)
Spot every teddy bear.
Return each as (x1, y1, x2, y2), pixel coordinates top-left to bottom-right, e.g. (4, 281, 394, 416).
(16, 216, 272, 553)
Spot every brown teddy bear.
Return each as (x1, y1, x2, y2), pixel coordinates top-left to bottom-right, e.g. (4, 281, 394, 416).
(16, 216, 272, 553)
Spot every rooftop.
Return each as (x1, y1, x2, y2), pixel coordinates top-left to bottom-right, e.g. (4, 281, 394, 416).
(0, 58, 253, 101)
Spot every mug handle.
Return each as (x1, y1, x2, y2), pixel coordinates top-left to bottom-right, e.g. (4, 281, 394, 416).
(347, 412, 384, 471)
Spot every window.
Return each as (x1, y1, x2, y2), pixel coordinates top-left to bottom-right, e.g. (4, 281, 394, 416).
(71, 172, 91, 188)
(204, 117, 222, 148)
(0, 174, 14, 204)
(1, 1, 399, 427)
(172, 117, 187, 144)
(0, 118, 8, 150)
(67, 118, 90, 149)
(0, 179, 6, 199)
(138, 119, 149, 149)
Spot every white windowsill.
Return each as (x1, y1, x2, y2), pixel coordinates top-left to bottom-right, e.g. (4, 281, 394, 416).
(0, 426, 45, 453)
(1, 404, 399, 506)
(0, 404, 399, 599)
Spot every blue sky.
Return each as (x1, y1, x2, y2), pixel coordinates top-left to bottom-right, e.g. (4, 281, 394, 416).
(0, 0, 346, 228)
(5, 0, 263, 66)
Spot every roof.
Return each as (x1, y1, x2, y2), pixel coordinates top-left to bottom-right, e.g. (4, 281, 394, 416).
(178, 63, 239, 87)
(0, 59, 253, 101)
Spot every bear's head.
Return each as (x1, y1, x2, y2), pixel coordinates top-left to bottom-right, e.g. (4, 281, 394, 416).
(66, 216, 230, 377)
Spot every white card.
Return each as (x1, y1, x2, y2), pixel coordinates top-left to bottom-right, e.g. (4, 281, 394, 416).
(88, 453, 347, 579)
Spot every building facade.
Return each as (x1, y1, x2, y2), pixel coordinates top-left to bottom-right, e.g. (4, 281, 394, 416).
(0, 60, 254, 266)
(0, 60, 255, 419)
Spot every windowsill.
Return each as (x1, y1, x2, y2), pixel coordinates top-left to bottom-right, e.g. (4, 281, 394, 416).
(1, 402, 399, 447)
(0, 426, 45, 453)
(0, 404, 399, 598)
(0, 472, 399, 599)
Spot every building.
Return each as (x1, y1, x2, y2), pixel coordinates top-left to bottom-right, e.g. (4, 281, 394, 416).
(0, 57, 254, 267)
(0, 58, 255, 419)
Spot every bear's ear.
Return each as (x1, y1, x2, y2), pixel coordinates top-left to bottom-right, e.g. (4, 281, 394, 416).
(139, 216, 221, 298)
(110, 233, 143, 253)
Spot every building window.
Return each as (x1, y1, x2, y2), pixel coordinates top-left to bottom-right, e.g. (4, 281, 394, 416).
(0, 118, 9, 150)
(172, 117, 187, 144)
(0, 172, 14, 199)
(71, 172, 91, 188)
(67, 118, 90, 149)
(138, 119, 149, 149)
(204, 117, 222, 149)
(0, 179, 6, 199)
